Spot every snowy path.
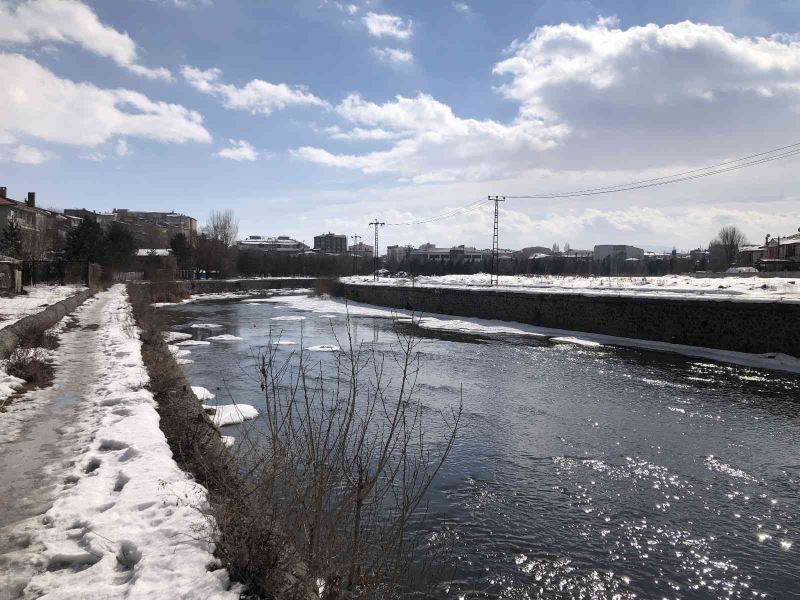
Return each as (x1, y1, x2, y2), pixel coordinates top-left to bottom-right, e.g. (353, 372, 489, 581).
(0, 286, 238, 599)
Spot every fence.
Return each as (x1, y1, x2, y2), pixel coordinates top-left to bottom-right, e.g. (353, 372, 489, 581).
(113, 269, 195, 282)
(114, 271, 144, 282)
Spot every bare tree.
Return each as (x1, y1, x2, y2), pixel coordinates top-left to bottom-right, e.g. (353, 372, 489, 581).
(205, 209, 239, 248)
(709, 225, 747, 270)
(205, 314, 462, 598)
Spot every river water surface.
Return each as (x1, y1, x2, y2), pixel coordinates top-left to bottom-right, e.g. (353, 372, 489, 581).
(161, 290, 800, 599)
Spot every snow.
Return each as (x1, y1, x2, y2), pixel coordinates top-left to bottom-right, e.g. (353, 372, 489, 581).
(152, 288, 313, 308)
(270, 315, 306, 321)
(306, 344, 340, 352)
(176, 339, 211, 346)
(167, 345, 191, 358)
(221, 436, 235, 448)
(191, 386, 216, 400)
(203, 404, 259, 427)
(340, 274, 800, 304)
(0, 368, 26, 408)
(551, 336, 603, 347)
(8, 285, 239, 598)
(163, 331, 192, 342)
(206, 334, 243, 342)
(189, 323, 224, 329)
(0, 285, 86, 329)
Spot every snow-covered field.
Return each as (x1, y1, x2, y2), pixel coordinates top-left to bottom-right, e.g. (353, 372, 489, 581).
(0, 286, 239, 598)
(341, 274, 800, 303)
(0, 285, 86, 329)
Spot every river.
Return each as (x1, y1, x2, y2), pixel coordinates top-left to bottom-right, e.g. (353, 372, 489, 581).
(160, 289, 800, 599)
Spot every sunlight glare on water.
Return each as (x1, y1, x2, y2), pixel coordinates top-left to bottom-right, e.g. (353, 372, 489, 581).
(162, 291, 800, 599)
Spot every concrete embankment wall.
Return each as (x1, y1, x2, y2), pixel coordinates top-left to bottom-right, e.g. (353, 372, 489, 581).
(340, 284, 800, 357)
(0, 288, 95, 357)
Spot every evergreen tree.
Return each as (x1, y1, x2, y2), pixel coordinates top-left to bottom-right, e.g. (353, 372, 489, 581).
(103, 222, 136, 270)
(0, 218, 23, 258)
(65, 217, 106, 262)
(169, 232, 192, 269)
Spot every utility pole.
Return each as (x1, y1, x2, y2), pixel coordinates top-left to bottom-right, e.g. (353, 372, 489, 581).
(488, 196, 505, 286)
(350, 234, 361, 276)
(369, 219, 385, 280)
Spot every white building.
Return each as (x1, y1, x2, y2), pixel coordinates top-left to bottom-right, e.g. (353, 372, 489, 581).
(410, 243, 487, 263)
(593, 245, 644, 262)
(348, 241, 374, 259)
(237, 235, 309, 255)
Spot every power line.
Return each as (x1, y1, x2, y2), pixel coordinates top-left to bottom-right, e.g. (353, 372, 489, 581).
(507, 146, 800, 199)
(489, 196, 505, 286)
(369, 219, 384, 280)
(383, 140, 800, 227)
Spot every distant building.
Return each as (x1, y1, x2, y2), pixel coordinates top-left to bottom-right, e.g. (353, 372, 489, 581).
(314, 232, 347, 254)
(0, 187, 76, 258)
(63, 208, 116, 229)
(63, 208, 197, 248)
(593, 245, 644, 262)
(386, 244, 413, 263)
(741, 229, 800, 271)
(112, 209, 197, 248)
(348, 241, 374, 259)
(0, 188, 50, 238)
(410, 243, 486, 263)
(237, 235, 309, 255)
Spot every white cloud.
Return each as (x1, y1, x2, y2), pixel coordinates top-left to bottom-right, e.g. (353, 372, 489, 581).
(329, 2, 358, 15)
(0, 0, 171, 80)
(293, 92, 566, 182)
(1, 143, 54, 164)
(115, 139, 130, 157)
(362, 12, 412, 40)
(216, 139, 258, 161)
(452, 2, 470, 13)
(295, 19, 800, 183)
(0, 53, 211, 149)
(322, 125, 406, 141)
(151, 0, 212, 8)
(181, 65, 328, 115)
(372, 47, 413, 64)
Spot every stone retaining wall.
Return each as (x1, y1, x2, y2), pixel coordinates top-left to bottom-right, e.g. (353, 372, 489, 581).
(340, 284, 800, 356)
(0, 288, 95, 357)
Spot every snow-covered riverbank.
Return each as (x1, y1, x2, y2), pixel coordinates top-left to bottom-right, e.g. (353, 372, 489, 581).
(0, 285, 238, 599)
(0, 285, 86, 329)
(341, 274, 800, 303)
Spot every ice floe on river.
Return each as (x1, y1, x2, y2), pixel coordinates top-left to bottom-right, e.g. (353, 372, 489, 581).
(191, 386, 215, 400)
(204, 404, 259, 427)
(206, 334, 243, 342)
(306, 344, 340, 352)
(163, 331, 192, 342)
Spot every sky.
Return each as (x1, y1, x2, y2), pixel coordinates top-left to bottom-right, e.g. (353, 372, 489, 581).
(2, 0, 800, 253)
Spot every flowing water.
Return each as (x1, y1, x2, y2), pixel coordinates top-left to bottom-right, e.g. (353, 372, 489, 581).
(161, 290, 800, 599)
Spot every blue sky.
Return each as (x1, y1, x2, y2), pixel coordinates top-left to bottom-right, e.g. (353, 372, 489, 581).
(2, 0, 800, 252)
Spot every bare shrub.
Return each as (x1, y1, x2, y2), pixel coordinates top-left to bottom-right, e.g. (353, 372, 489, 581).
(18, 327, 59, 350)
(214, 314, 462, 598)
(6, 347, 54, 386)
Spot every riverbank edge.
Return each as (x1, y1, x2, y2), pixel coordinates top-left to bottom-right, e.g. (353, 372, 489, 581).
(336, 282, 800, 357)
(129, 282, 318, 599)
(0, 288, 95, 358)
(138, 277, 320, 303)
